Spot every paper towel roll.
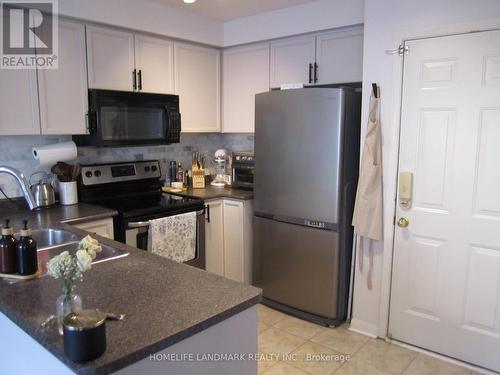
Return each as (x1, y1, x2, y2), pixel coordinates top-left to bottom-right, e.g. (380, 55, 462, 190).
(32, 141, 77, 167)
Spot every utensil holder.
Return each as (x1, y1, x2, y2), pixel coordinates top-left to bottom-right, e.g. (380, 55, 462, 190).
(59, 181, 78, 205)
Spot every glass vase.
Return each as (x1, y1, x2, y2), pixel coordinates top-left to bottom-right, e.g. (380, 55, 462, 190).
(56, 288, 82, 335)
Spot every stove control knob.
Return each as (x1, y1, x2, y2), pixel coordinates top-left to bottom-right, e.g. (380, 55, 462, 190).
(85, 171, 93, 178)
(94, 170, 101, 177)
(144, 166, 151, 172)
(151, 165, 157, 172)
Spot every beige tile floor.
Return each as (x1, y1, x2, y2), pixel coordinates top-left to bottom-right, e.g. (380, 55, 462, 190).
(257, 304, 478, 375)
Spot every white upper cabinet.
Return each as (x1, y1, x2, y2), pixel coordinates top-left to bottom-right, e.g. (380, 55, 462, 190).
(0, 12, 39, 135)
(174, 42, 221, 132)
(86, 26, 135, 91)
(223, 43, 270, 133)
(0, 69, 39, 135)
(134, 35, 174, 94)
(270, 35, 316, 88)
(38, 20, 88, 135)
(315, 27, 363, 84)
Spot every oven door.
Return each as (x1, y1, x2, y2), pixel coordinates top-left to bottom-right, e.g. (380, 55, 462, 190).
(124, 209, 206, 270)
(76, 89, 181, 146)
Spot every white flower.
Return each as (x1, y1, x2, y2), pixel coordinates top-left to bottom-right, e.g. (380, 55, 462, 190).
(76, 249, 92, 272)
(47, 251, 73, 279)
(79, 235, 102, 259)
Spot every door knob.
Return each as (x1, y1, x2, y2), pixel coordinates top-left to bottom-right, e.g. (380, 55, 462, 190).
(397, 217, 410, 228)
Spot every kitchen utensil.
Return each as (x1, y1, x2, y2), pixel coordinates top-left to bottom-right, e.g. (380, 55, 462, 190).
(71, 163, 81, 181)
(96, 310, 126, 321)
(51, 162, 73, 182)
(31, 179, 56, 207)
(63, 309, 107, 362)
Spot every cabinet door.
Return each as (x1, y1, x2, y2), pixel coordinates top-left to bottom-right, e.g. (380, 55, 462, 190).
(0, 12, 39, 135)
(38, 21, 88, 134)
(73, 218, 114, 240)
(223, 43, 270, 133)
(315, 27, 363, 84)
(174, 43, 220, 132)
(134, 35, 174, 94)
(223, 200, 244, 283)
(205, 200, 224, 276)
(0, 70, 39, 135)
(270, 35, 316, 88)
(86, 26, 135, 91)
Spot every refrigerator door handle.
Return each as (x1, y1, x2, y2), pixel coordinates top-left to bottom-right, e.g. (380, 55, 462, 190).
(255, 212, 338, 231)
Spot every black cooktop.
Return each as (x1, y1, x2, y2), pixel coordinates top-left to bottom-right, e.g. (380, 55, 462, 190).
(94, 193, 203, 219)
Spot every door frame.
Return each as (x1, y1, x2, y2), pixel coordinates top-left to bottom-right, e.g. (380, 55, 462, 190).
(375, 20, 500, 340)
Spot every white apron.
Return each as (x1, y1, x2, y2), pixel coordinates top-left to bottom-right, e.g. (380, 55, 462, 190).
(352, 92, 383, 289)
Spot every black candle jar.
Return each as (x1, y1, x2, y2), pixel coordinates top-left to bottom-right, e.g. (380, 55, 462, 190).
(63, 309, 107, 362)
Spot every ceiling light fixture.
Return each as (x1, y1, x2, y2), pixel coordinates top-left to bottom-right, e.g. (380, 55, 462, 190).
(183, 0, 196, 4)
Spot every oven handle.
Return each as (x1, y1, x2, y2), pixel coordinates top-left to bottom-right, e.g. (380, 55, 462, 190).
(127, 209, 205, 228)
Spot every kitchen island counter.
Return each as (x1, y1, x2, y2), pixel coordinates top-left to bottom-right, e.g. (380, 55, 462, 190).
(0, 200, 261, 375)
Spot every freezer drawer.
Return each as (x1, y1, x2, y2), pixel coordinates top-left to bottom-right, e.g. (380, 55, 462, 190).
(253, 216, 340, 319)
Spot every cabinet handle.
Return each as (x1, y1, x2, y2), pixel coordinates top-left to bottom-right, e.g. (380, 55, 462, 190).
(205, 204, 210, 223)
(138, 69, 142, 91)
(308, 63, 313, 84)
(314, 63, 318, 83)
(132, 69, 137, 91)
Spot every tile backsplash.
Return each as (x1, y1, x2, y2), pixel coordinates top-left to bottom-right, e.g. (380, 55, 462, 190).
(0, 133, 254, 199)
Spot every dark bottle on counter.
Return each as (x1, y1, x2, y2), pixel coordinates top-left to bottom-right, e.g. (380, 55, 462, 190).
(177, 162, 184, 184)
(16, 220, 38, 275)
(0, 219, 18, 274)
(169, 161, 178, 182)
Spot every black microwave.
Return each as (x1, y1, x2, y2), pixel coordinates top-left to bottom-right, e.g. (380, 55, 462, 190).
(73, 89, 181, 147)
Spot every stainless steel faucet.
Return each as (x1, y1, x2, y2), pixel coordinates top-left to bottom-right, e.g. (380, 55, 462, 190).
(0, 166, 38, 210)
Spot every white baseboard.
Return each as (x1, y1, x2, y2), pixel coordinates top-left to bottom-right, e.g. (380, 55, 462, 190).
(348, 318, 378, 338)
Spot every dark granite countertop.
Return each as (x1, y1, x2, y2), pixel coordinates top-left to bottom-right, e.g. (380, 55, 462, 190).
(0, 199, 118, 230)
(172, 186, 254, 201)
(0, 200, 261, 374)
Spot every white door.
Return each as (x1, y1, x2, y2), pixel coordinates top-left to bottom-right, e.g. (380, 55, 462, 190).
(205, 200, 224, 276)
(390, 30, 500, 372)
(222, 43, 270, 133)
(270, 35, 316, 88)
(134, 35, 174, 94)
(315, 27, 363, 85)
(86, 26, 135, 91)
(174, 42, 220, 132)
(38, 20, 88, 134)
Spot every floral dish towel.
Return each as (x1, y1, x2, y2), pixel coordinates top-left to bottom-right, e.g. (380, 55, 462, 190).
(148, 212, 196, 263)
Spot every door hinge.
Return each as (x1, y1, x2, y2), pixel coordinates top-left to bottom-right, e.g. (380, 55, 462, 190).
(385, 44, 409, 56)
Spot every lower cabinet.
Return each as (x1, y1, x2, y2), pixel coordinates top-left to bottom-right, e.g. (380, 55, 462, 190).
(72, 217, 114, 239)
(205, 199, 253, 283)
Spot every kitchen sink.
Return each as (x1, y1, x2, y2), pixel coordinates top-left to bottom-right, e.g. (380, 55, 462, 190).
(36, 241, 128, 274)
(15, 229, 80, 249)
(2, 229, 128, 279)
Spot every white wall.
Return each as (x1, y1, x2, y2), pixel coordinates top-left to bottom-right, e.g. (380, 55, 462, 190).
(351, 0, 500, 337)
(59, 0, 223, 46)
(223, 0, 364, 46)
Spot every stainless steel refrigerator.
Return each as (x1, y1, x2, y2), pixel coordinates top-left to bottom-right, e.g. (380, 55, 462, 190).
(253, 87, 361, 326)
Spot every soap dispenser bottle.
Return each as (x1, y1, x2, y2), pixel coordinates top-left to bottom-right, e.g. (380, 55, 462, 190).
(0, 219, 18, 274)
(16, 220, 38, 275)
